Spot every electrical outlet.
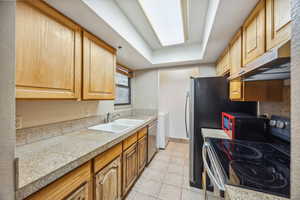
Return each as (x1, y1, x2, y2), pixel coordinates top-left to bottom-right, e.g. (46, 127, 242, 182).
(16, 116, 22, 129)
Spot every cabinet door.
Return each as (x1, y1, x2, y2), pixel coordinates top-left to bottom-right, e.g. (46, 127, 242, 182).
(230, 30, 242, 76)
(83, 31, 116, 100)
(138, 136, 147, 174)
(243, 0, 266, 66)
(26, 162, 91, 200)
(216, 61, 222, 76)
(216, 49, 230, 76)
(123, 143, 138, 195)
(95, 156, 122, 200)
(229, 79, 243, 100)
(266, 0, 291, 50)
(65, 183, 89, 200)
(16, 1, 81, 99)
(222, 49, 231, 73)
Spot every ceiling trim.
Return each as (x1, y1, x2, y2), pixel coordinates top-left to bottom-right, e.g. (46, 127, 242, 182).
(181, 0, 190, 41)
(137, 0, 188, 47)
(136, 0, 163, 47)
(45, 0, 222, 69)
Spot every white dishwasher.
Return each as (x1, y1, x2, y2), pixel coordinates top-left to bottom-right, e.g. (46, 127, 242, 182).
(157, 112, 170, 149)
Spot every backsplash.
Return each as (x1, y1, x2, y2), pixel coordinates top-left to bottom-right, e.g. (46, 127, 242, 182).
(16, 109, 133, 146)
(132, 108, 158, 116)
(259, 85, 290, 118)
(16, 108, 157, 146)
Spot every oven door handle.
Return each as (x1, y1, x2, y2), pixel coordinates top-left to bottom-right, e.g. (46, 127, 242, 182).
(202, 143, 225, 191)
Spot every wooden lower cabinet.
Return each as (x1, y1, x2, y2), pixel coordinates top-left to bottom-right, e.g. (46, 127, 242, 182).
(95, 156, 122, 200)
(26, 162, 91, 200)
(25, 127, 150, 200)
(137, 136, 147, 174)
(65, 183, 89, 200)
(122, 143, 138, 196)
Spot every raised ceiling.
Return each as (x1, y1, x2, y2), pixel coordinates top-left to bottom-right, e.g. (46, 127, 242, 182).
(45, 0, 259, 70)
(115, 0, 208, 50)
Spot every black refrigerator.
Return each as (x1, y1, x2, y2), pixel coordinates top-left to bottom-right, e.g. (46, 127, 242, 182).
(187, 77, 257, 188)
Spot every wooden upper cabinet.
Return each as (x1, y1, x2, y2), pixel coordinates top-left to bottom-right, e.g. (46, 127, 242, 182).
(222, 49, 231, 73)
(229, 79, 243, 100)
(83, 31, 116, 100)
(216, 48, 230, 76)
(229, 30, 242, 76)
(242, 0, 266, 66)
(16, 1, 82, 99)
(266, 0, 291, 50)
(216, 61, 222, 76)
(230, 80, 283, 102)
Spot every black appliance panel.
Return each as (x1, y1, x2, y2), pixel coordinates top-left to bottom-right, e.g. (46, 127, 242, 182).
(190, 77, 257, 189)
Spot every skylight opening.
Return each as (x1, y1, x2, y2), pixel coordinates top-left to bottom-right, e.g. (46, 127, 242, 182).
(138, 0, 185, 47)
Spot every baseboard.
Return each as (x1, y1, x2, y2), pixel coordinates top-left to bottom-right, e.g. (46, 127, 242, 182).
(169, 137, 189, 144)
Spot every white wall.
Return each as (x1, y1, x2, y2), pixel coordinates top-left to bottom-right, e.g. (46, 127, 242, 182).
(0, 1, 16, 199)
(133, 64, 216, 139)
(132, 69, 159, 110)
(158, 64, 216, 139)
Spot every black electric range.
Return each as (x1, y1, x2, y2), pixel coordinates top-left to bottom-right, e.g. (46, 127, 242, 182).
(206, 115, 290, 198)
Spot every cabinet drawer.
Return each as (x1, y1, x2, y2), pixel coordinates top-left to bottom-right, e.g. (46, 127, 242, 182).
(94, 143, 122, 173)
(138, 127, 147, 139)
(26, 162, 91, 200)
(123, 133, 138, 150)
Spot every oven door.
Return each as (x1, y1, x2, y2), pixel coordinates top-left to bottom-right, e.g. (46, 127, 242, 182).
(202, 142, 226, 197)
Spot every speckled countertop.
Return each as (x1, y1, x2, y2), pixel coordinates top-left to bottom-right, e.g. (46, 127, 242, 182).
(201, 128, 230, 140)
(15, 115, 157, 200)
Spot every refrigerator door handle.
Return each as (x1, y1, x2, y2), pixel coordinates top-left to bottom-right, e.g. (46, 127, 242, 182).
(185, 92, 190, 138)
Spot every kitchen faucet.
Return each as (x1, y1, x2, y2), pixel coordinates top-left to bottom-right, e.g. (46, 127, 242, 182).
(106, 112, 121, 123)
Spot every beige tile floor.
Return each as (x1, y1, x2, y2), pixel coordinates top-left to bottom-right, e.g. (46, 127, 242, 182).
(125, 142, 219, 200)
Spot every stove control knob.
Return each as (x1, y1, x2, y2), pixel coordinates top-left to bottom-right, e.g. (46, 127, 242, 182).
(276, 121, 285, 129)
(270, 120, 277, 127)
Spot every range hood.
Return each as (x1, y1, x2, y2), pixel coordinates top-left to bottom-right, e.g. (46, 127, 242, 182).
(242, 41, 291, 82)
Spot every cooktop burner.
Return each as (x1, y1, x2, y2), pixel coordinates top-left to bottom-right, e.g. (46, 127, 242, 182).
(230, 160, 288, 190)
(208, 138, 290, 198)
(216, 140, 262, 160)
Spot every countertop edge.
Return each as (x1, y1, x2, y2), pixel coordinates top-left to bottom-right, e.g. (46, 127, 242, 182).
(16, 116, 157, 200)
(225, 184, 290, 200)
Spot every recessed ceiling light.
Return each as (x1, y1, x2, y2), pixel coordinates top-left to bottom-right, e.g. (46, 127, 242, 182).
(138, 0, 186, 47)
